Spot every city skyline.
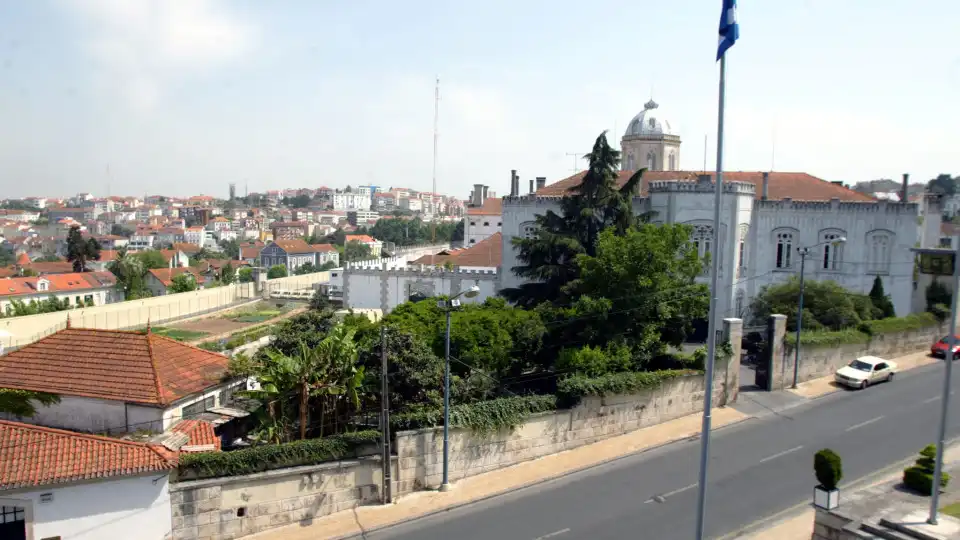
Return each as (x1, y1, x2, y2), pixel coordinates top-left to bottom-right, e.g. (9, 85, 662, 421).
(1, 0, 957, 198)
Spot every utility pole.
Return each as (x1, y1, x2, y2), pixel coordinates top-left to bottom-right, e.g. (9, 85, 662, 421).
(380, 325, 392, 504)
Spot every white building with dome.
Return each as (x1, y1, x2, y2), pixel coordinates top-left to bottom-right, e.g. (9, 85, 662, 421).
(497, 100, 930, 327)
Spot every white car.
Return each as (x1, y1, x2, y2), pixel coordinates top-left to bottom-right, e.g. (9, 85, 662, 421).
(834, 356, 897, 389)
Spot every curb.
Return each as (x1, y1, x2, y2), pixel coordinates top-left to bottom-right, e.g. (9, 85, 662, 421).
(331, 412, 758, 540)
(716, 436, 960, 540)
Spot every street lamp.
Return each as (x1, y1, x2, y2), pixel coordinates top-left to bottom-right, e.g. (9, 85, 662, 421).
(792, 236, 847, 388)
(437, 285, 481, 491)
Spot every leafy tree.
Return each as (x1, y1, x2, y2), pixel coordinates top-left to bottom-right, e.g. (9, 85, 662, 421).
(926, 279, 951, 311)
(0, 389, 60, 417)
(556, 343, 633, 377)
(135, 250, 168, 270)
(501, 132, 646, 307)
(220, 264, 237, 285)
(343, 240, 372, 262)
(0, 250, 14, 267)
(108, 248, 149, 300)
(2, 296, 71, 317)
(310, 288, 331, 311)
(110, 223, 133, 237)
(868, 276, 896, 319)
(0, 200, 40, 211)
(267, 264, 287, 279)
(324, 229, 347, 246)
(168, 273, 198, 294)
(20, 268, 38, 277)
(219, 238, 240, 259)
(267, 310, 339, 356)
(319, 260, 337, 271)
(283, 194, 312, 208)
(295, 262, 317, 275)
(33, 255, 62, 263)
(927, 174, 957, 196)
(751, 277, 876, 332)
(368, 218, 463, 247)
(238, 267, 254, 283)
(66, 225, 101, 272)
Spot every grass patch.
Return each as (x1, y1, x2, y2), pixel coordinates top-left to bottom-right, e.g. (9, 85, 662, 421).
(142, 326, 210, 341)
(941, 502, 960, 518)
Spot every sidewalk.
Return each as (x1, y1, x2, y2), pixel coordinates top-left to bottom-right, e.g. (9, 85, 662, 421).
(789, 350, 939, 399)
(252, 407, 750, 540)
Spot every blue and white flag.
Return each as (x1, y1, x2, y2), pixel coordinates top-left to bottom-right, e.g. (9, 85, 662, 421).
(717, 0, 739, 60)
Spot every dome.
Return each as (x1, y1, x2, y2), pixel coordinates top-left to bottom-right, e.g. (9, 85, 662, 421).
(624, 99, 677, 137)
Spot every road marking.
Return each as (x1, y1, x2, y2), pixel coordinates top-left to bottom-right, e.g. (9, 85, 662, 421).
(533, 528, 570, 540)
(924, 396, 941, 404)
(758, 445, 803, 464)
(644, 483, 698, 503)
(845, 415, 885, 432)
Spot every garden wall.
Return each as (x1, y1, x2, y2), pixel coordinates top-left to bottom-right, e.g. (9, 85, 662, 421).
(777, 316, 946, 389)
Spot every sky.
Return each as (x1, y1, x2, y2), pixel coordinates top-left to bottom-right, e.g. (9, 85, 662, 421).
(0, 0, 957, 199)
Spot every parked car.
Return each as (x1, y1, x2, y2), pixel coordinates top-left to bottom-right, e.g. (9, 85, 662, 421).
(931, 335, 960, 358)
(834, 356, 897, 390)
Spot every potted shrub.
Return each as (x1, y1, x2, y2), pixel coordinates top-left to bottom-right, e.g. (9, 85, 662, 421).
(814, 449, 842, 510)
(903, 444, 950, 495)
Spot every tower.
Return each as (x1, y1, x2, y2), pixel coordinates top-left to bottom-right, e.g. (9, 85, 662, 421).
(229, 182, 236, 201)
(620, 100, 682, 172)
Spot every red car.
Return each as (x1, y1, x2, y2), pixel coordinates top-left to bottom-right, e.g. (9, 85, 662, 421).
(931, 335, 960, 358)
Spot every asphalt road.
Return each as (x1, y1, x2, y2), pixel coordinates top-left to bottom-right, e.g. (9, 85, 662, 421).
(356, 361, 960, 540)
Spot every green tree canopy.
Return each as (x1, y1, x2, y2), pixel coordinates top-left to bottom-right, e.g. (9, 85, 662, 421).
(869, 276, 896, 318)
(368, 218, 463, 247)
(238, 267, 254, 283)
(343, 240, 372, 262)
(0, 389, 60, 417)
(168, 273, 198, 293)
(751, 277, 877, 332)
(267, 264, 288, 279)
(220, 264, 237, 285)
(66, 225, 101, 272)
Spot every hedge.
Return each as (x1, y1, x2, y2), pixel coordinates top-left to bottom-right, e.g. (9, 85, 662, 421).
(390, 395, 558, 433)
(557, 369, 697, 406)
(785, 312, 940, 347)
(176, 430, 380, 481)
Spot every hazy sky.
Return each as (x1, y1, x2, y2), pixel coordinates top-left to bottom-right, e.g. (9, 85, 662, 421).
(1, 0, 957, 199)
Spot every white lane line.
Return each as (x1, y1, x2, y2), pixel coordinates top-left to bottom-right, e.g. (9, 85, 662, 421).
(845, 415, 885, 432)
(758, 445, 804, 464)
(924, 396, 941, 404)
(533, 528, 570, 540)
(644, 482, 698, 503)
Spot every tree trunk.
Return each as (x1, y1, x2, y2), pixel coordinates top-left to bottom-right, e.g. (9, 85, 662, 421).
(299, 382, 308, 440)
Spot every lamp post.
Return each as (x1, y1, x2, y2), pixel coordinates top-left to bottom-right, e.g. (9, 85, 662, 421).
(792, 237, 846, 388)
(437, 285, 480, 492)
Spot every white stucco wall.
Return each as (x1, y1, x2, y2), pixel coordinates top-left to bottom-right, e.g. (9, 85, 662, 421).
(4, 395, 128, 434)
(465, 213, 502, 245)
(0, 474, 171, 540)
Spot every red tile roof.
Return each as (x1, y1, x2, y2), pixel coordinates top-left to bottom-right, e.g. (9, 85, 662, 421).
(0, 271, 117, 299)
(146, 267, 202, 287)
(534, 170, 875, 202)
(240, 246, 262, 259)
(15, 253, 29, 265)
(310, 243, 336, 253)
(0, 420, 176, 489)
(21, 261, 75, 275)
(172, 242, 201, 254)
(98, 249, 119, 262)
(345, 234, 376, 244)
(0, 327, 230, 406)
(467, 198, 503, 216)
(272, 239, 314, 253)
(171, 419, 221, 451)
(411, 233, 501, 268)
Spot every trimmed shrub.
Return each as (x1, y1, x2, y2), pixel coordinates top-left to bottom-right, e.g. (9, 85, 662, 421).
(390, 395, 557, 433)
(814, 449, 842, 490)
(176, 430, 380, 481)
(903, 444, 950, 495)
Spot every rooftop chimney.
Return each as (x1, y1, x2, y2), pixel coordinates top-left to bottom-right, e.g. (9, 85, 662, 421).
(471, 184, 484, 206)
(529, 179, 534, 194)
(536, 177, 546, 191)
(510, 170, 519, 197)
(761, 172, 770, 200)
(901, 173, 910, 204)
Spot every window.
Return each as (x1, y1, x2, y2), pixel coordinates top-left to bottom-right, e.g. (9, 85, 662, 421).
(497, 222, 502, 226)
(37, 280, 48, 291)
(626, 154, 635, 170)
(867, 231, 893, 274)
(649, 118, 656, 129)
(469, 221, 476, 226)
(691, 224, 714, 272)
(775, 230, 795, 269)
(821, 231, 845, 271)
(0, 506, 24, 524)
(469, 239, 476, 244)
(647, 151, 657, 171)
(521, 221, 537, 239)
(668, 153, 676, 171)
(182, 395, 216, 419)
(483, 221, 489, 226)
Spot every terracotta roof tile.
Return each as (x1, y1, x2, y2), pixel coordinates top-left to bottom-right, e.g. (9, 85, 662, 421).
(172, 242, 201, 254)
(0, 327, 230, 406)
(535, 170, 876, 202)
(0, 420, 176, 490)
(411, 233, 501, 268)
(240, 246, 262, 259)
(171, 419, 221, 451)
(345, 235, 376, 243)
(310, 243, 336, 253)
(21, 261, 74, 274)
(147, 267, 202, 287)
(0, 271, 116, 299)
(467, 198, 503, 216)
(271, 239, 313, 253)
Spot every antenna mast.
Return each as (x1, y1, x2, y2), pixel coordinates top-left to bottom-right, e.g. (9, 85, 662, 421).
(432, 77, 440, 255)
(565, 153, 583, 173)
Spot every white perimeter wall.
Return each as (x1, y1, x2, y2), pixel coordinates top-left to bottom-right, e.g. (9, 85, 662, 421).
(1, 474, 171, 540)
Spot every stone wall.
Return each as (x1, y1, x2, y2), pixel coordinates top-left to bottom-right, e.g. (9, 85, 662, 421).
(812, 508, 862, 540)
(394, 318, 741, 491)
(169, 457, 394, 540)
(774, 315, 946, 388)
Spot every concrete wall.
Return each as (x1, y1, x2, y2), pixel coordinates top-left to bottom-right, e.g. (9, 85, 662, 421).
(169, 458, 390, 540)
(773, 315, 945, 389)
(812, 508, 861, 540)
(0, 474, 172, 540)
(342, 267, 499, 313)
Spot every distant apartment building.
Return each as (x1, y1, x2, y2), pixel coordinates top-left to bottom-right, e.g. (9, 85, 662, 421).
(270, 221, 309, 240)
(399, 198, 423, 213)
(184, 226, 205, 246)
(47, 208, 90, 223)
(373, 193, 396, 213)
(347, 210, 380, 226)
(333, 190, 372, 211)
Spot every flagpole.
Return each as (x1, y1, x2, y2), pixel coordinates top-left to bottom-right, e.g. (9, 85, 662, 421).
(694, 51, 726, 540)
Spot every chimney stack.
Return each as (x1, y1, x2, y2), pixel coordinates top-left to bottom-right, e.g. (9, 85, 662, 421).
(536, 177, 546, 191)
(510, 170, 519, 197)
(761, 172, 770, 200)
(901, 173, 910, 204)
(529, 179, 534, 194)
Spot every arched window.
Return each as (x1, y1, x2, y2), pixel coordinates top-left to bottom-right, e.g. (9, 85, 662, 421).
(866, 230, 894, 274)
(626, 154, 635, 171)
(647, 151, 657, 171)
(520, 221, 537, 239)
(668, 152, 676, 171)
(820, 229, 846, 271)
(774, 229, 797, 269)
